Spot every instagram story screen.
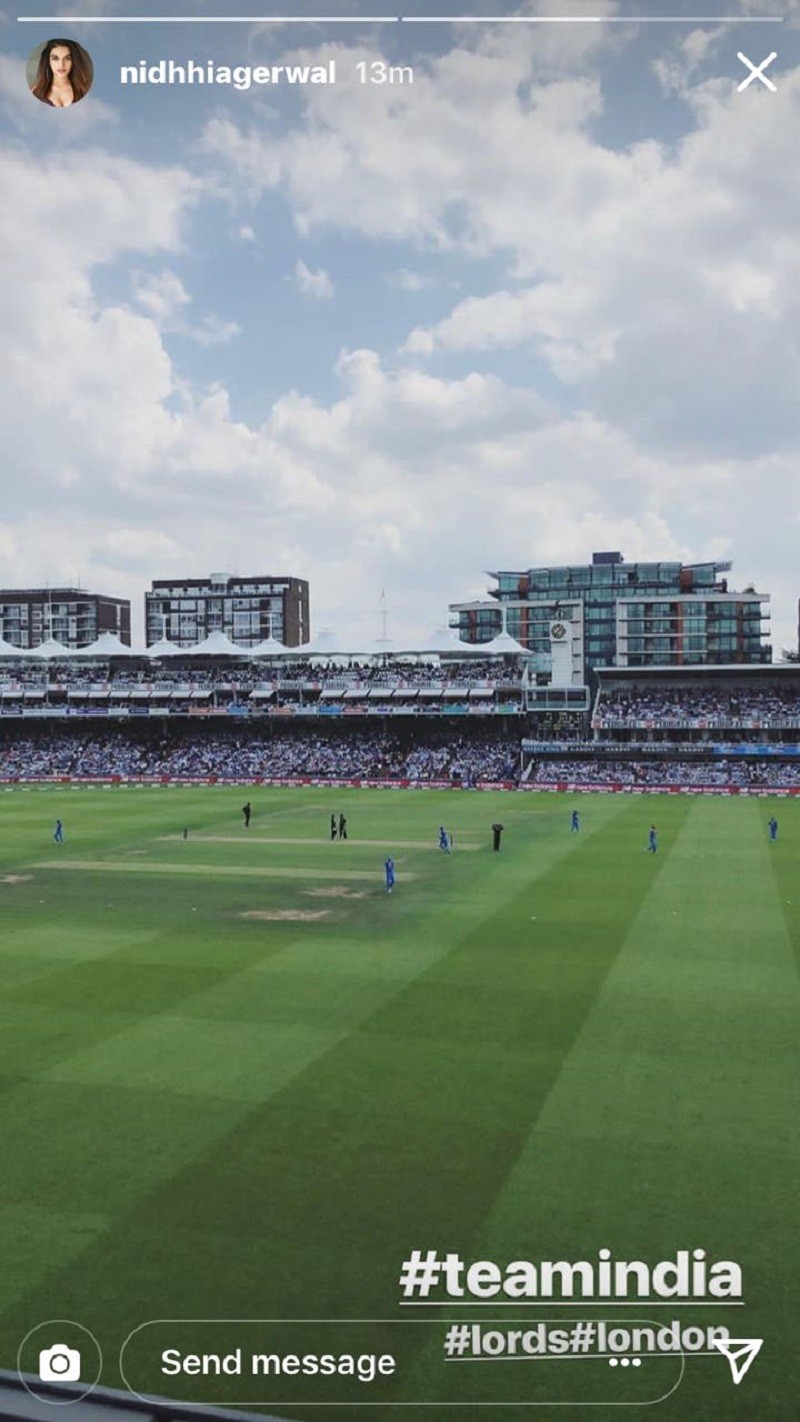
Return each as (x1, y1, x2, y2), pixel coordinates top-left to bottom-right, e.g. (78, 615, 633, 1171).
(0, 3, 798, 1421)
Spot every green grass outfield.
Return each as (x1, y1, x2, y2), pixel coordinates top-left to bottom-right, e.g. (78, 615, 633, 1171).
(0, 785, 797, 1421)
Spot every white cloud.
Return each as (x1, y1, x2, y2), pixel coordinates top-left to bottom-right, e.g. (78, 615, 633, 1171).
(388, 268, 460, 293)
(91, 527, 187, 571)
(1, 21, 797, 653)
(390, 269, 431, 293)
(200, 32, 800, 465)
(132, 269, 191, 326)
(190, 315, 242, 346)
(200, 29, 619, 255)
(292, 258, 335, 300)
(131, 268, 240, 346)
(739, 0, 799, 28)
(1, 186, 794, 645)
(0, 144, 200, 507)
(652, 25, 724, 95)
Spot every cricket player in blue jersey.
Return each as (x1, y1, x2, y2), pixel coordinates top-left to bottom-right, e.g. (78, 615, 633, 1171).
(384, 856, 396, 893)
(768, 817, 778, 842)
(571, 809, 580, 833)
(53, 819, 64, 844)
(438, 826, 450, 853)
(647, 824, 658, 853)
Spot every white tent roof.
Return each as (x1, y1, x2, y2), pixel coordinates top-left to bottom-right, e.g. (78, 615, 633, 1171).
(32, 637, 74, 659)
(74, 632, 137, 658)
(249, 636, 290, 658)
(144, 637, 184, 658)
(480, 630, 528, 655)
(300, 632, 402, 659)
(355, 637, 397, 659)
(183, 630, 248, 657)
(411, 627, 491, 658)
(0, 638, 27, 658)
(297, 629, 349, 658)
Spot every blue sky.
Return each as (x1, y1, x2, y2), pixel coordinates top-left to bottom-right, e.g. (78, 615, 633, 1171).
(1, 0, 797, 651)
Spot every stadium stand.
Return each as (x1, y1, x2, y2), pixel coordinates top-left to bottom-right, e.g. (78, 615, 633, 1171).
(0, 656, 524, 718)
(0, 650, 798, 794)
(527, 757, 800, 790)
(0, 726, 521, 785)
(593, 667, 800, 737)
(595, 685, 800, 728)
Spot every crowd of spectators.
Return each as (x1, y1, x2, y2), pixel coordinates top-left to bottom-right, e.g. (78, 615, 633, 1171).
(0, 656, 523, 708)
(7, 661, 799, 737)
(595, 684, 800, 727)
(2, 724, 796, 788)
(529, 758, 800, 789)
(0, 728, 521, 784)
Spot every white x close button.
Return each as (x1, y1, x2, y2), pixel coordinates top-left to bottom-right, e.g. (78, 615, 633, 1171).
(737, 52, 778, 92)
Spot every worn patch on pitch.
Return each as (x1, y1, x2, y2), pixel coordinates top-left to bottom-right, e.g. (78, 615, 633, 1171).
(33, 860, 396, 881)
(1, 874, 32, 884)
(240, 908, 331, 922)
(159, 835, 478, 849)
(304, 886, 366, 899)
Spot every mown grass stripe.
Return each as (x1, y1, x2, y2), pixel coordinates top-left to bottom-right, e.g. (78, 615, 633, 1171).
(458, 798, 800, 1420)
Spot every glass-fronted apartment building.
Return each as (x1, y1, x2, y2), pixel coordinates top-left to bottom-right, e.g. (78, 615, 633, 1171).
(0, 588, 131, 649)
(450, 553, 770, 688)
(145, 574, 309, 648)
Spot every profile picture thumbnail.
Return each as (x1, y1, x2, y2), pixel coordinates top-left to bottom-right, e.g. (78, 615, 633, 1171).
(27, 37, 93, 108)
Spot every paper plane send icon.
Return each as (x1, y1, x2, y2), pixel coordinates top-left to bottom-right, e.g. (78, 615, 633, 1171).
(711, 1338, 763, 1384)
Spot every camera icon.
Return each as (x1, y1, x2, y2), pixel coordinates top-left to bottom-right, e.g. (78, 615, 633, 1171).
(38, 1345, 81, 1383)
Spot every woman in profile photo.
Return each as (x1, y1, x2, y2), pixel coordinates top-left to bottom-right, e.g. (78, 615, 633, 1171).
(30, 37, 93, 107)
